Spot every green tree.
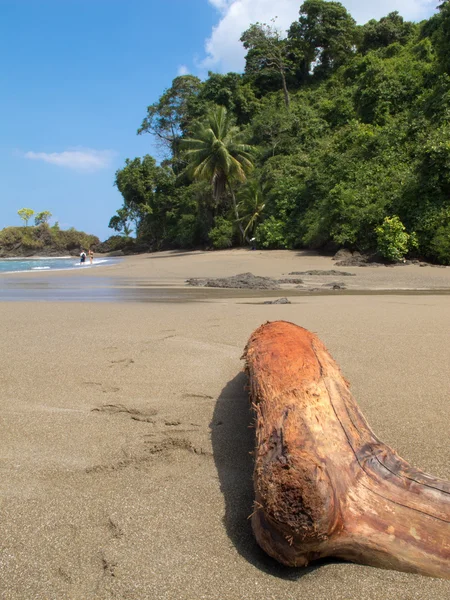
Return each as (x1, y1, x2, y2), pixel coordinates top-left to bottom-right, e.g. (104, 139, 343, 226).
(250, 99, 300, 157)
(288, 0, 357, 79)
(181, 105, 254, 241)
(113, 155, 182, 249)
(358, 12, 416, 54)
(17, 208, 34, 226)
(375, 216, 417, 261)
(197, 73, 260, 124)
(208, 216, 234, 249)
(237, 180, 266, 238)
(114, 155, 166, 236)
(432, 1, 450, 74)
(109, 208, 135, 238)
(138, 75, 203, 160)
(241, 21, 292, 109)
(34, 210, 52, 225)
(255, 216, 288, 248)
(104, 5, 450, 263)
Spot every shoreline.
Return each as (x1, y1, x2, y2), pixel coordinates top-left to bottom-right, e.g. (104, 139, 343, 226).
(1, 249, 450, 296)
(0, 255, 73, 260)
(3, 285, 450, 304)
(0, 255, 118, 276)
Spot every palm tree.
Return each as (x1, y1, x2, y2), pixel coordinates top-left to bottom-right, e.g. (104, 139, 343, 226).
(237, 180, 266, 240)
(181, 105, 254, 241)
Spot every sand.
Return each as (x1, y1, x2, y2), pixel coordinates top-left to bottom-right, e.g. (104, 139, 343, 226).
(0, 250, 449, 599)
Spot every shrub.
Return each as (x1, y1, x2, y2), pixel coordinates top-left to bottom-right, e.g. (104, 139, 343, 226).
(174, 214, 197, 248)
(255, 217, 288, 249)
(430, 223, 450, 264)
(0, 227, 23, 246)
(93, 235, 134, 253)
(208, 217, 234, 249)
(21, 234, 43, 250)
(375, 216, 417, 261)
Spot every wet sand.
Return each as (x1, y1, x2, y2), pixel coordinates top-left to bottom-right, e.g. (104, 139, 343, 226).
(0, 250, 449, 599)
(3, 248, 450, 294)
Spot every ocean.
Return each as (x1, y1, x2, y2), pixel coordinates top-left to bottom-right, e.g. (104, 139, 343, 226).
(0, 256, 116, 274)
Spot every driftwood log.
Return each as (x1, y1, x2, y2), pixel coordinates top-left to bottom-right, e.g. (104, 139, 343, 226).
(244, 321, 450, 579)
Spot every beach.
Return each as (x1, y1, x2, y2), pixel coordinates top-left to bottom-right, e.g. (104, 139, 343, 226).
(0, 250, 449, 599)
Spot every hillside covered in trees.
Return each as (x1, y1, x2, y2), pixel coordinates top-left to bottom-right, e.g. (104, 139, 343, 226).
(109, 0, 450, 263)
(0, 208, 101, 257)
(0, 224, 100, 257)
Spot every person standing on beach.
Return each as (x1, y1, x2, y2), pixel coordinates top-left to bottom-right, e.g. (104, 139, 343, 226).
(88, 249, 94, 265)
(80, 250, 86, 265)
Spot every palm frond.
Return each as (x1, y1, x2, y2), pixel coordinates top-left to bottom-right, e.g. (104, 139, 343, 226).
(182, 105, 255, 241)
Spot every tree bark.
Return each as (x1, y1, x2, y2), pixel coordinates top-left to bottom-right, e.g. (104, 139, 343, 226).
(244, 321, 450, 579)
(280, 68, 290, 110)
(228, 182, 249, 244)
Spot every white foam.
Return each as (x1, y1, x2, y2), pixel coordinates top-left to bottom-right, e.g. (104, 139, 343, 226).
(1, 258, 118, 275)
(76, 259, 110, 267)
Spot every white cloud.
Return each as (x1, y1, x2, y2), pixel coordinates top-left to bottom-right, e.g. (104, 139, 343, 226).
(177, 64, 190, 76)
(209, 0, 230, 10)
(202, 0, 438, 73)
(342, 1, 437, 23)
(24, 148, 116, 172)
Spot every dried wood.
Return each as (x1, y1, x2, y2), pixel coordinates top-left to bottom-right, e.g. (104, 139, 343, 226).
(244, 321, 450, 578)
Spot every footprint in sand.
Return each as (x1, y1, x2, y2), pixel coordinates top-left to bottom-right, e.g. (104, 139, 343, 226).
(109, 358, 135, 368)
(91, 404, 157, 421)
(107, 516, 124, 539)
(82, 381, 120, 394)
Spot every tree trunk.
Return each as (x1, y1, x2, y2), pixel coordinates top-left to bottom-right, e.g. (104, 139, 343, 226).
(244, 321, 450, 579)
(280, 69, 290, 110)
(228, 182, 249, 244)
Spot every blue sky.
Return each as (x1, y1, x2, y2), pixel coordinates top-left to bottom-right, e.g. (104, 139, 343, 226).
(0, 0, 439, 240)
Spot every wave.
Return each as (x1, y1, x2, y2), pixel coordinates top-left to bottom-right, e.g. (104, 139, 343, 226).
(3, 256, 72, 261)
(0, 257, 118, 275)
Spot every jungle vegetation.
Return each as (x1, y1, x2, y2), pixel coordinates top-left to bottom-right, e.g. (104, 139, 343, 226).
(0, 223, 99, 257)
(109, 0, 450, 263)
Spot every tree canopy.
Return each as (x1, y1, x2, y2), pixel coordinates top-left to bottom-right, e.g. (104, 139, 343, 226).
(110, 1, 450, 261)
(17, 208, 35, 227)
(241, 21, 292, 108)
(34, 211, 52, 226)
(181, 105, 254, 241)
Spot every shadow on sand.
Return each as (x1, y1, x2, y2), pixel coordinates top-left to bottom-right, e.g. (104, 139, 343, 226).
(210, 371, 322, 580)
(144, 250, 206, 260)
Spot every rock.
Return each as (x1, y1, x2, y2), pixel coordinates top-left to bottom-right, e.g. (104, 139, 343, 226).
(186, 272, 280, 290)
(336, 255, 374, 267)
(277, 278, 303, 284)
(332, 249, 353, 261)
(263, 298, 291, 305)
(289, 270, 355, 277)
(322, 281, 346, 289)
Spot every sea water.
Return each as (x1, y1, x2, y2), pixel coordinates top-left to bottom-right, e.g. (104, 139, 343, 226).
(0, 256, 115, 274)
